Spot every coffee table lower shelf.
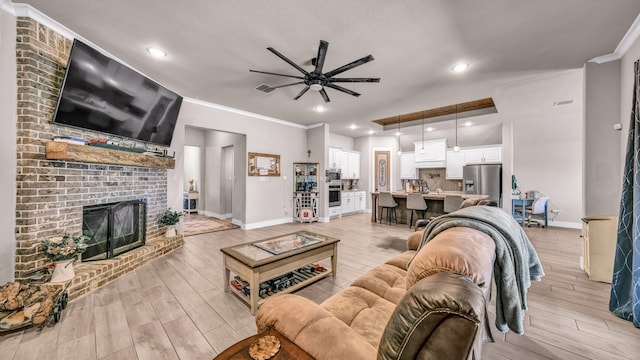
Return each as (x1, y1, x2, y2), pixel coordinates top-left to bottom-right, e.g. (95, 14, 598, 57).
(228, 264, 332, 310)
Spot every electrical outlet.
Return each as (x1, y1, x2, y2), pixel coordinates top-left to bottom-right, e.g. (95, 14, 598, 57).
(550, 209, 561, 214)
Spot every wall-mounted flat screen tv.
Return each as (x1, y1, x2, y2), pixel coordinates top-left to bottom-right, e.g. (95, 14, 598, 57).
(52, 39, 182, 147)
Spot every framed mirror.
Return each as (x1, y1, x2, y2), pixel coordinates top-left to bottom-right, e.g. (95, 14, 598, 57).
(248, 152, 280, 176)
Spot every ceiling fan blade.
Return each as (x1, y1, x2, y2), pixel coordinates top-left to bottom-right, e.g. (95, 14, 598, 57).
(249, 69, 304, 80)
(325, 83, 361, 97)
(328, 77, 380, 83)
(324, 55, 374, 78)
(313, 40, 329, 75)
(319, 89, 331, 103)
(271, 81, 305, 89)
(293, 85, 310, 100)
(267, 47, 309, 75)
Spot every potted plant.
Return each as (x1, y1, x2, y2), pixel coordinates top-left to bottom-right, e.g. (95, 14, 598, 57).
(39, 233, 90, 282)
(159, 208, 182, 237)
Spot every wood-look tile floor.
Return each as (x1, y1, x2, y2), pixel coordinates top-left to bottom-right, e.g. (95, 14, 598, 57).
(1, 213, 638, 359)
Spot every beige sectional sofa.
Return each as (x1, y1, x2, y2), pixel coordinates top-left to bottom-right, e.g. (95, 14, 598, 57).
(256, 206, 543, 360)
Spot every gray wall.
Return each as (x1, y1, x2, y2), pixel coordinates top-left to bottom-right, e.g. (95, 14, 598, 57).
(202, 130, 246, 223)
(329, 133, 354, 150)
(0, 9, 16, 283)
(620, 32, 640, 188)
(171, 100, 306, 229)
(307, 125, 329, 220)
(584, 61, 622, 217)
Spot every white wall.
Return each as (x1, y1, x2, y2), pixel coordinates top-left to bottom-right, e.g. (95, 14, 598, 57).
(329, 133, 354, 150)
(170, 100, 307, 229)
(307, 125, 329, 220)
(0, 9, 16, 283)
(499, 70, 584, 226)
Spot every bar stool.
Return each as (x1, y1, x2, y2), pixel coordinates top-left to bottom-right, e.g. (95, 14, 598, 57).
(444, 195, 464, 214)
(378, 192, 398, 225)
(406, 193, 427, 228)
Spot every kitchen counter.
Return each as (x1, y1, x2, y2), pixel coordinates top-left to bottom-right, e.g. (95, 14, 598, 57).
(370, 191, 488, 223)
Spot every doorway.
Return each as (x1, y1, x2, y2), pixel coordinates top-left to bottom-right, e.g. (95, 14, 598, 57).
(220, 145, 234, 219)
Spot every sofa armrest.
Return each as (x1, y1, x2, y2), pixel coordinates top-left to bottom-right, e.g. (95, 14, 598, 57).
(256, 294, 377, 360)
(377, 272, 486, 360)
(407, 230, 424, 250)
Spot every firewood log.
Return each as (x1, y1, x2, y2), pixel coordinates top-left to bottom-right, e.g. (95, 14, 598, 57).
(31, 298, 54, 325)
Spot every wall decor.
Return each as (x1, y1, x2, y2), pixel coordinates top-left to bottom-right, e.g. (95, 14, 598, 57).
(248, 152, 280, 176)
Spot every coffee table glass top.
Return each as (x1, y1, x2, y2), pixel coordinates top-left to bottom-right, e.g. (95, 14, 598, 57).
(221, 231, 339, 266)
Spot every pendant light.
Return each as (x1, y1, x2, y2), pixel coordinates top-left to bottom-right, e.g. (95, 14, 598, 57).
(396, 120, 402, 156)
(453, 104, 460, 152)
(420, 111, 426, 154)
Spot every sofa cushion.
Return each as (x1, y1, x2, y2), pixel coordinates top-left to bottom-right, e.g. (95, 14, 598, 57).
(406, 227, 495, 289)
(349, 262, 407, 304)
(321, 286, 397, 348)
(384, 250, 415, 271)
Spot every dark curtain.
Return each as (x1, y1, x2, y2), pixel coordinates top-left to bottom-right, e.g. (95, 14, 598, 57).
(610, 60, 640, 327)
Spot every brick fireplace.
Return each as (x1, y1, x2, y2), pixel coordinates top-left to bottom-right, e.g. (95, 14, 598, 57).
(14, 18, 183, 300)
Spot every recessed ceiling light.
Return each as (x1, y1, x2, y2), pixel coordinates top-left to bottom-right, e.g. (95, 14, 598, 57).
(426, 127, 434, 132)
(395, 131, 401, 136)
(451, 63, 470, 73)
(349, 124, 357, 130)
(464, 121, 472, 127)
(368, 130, 375, 135)
(313, 105, 326, 113)
(146, 47, 167, 58)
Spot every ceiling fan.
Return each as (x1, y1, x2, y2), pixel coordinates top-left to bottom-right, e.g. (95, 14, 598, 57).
(250, 40, 380, 103)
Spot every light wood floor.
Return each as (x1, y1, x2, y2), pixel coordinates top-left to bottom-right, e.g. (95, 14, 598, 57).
(1, 213, 638, 359)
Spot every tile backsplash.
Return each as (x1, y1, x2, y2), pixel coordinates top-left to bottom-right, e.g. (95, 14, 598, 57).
(404, 168, 463, 192)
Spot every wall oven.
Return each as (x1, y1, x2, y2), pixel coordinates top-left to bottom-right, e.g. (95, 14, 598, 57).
(329, 181, 341, 207)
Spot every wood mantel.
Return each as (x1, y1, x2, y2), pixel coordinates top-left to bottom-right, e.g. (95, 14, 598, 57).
(45, 141, 175, 169)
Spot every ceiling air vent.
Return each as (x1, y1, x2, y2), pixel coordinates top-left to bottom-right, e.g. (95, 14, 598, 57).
(254, 83, 276, 93)
(553, 99, 574, 106)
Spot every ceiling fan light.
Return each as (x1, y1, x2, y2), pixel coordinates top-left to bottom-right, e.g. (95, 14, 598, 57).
(309, 83, 323, 91)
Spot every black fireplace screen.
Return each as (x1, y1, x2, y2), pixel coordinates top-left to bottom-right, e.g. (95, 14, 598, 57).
(82, 199, 146, 261)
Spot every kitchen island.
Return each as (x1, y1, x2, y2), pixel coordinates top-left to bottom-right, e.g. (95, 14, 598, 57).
(370, 191, 488, 224)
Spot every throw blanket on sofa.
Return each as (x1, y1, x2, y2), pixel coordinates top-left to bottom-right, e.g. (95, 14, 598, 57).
(415, 206, 544, 335)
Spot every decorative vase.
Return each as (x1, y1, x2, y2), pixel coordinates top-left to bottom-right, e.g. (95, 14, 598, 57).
(50, 259, 75, 283)
(165, 225, 177, 238)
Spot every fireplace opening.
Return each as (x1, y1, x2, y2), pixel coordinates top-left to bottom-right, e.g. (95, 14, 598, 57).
(82, 199, 147, 261)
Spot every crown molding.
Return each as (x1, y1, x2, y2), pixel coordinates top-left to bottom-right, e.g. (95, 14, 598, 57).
(183, 98, 307, 129)
(590, 13, 640, 64)
(1, 2, 75, 39)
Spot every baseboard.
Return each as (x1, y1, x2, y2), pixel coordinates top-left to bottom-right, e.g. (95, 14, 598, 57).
(319, 216, 330, 223)
(547, 220, 582, 229)
(244, 217, 293, 230)
(231, 218, 245, 229)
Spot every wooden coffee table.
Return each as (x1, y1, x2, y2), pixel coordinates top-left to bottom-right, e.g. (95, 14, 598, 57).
(214, 328, 313, 359)
(220, 231, 339, 314)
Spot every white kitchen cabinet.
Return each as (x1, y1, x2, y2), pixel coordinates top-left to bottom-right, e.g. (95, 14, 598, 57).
(341, 150, 360, 179)
(341, 191, 356, 214)
(342, 191, 365, 216)
(328, 147, 342, 169)
(328, 206, 341, 219)
(414, 139, 446, 162)
(414, 139, 447, 168)
(446, 150, 465, 179)
(355, 191, 366, 212)
(400, 152, 417, 179)
(464, 145, 502, 164)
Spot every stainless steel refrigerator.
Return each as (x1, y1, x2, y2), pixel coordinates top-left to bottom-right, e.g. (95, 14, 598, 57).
(463, 164, 502, 206)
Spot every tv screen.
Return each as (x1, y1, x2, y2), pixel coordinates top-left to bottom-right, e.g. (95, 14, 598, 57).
(52, 39, 182, 147)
